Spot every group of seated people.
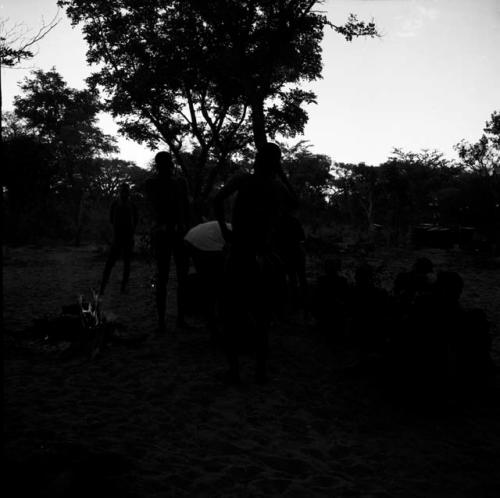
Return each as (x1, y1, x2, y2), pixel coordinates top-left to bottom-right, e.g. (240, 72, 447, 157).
(311, 257, 496, 400)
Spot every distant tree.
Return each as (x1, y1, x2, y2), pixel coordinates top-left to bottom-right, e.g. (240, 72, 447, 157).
(385, 149, 464, 228)
(453, 112, 500, 243)
(454, 171, 500, 243)
(2, 135, 60, 241)
(89, 157, 149, 199)
(332, 162, 379, 231)
(14, 68, 116, 157)
(0, 14, 60, 68)
(59, 0, 378, 199)
(387, 148, 453, 170)
(78, 157, 152, 244)
(484, 110, 500, 141)
(331, 149, 464, 241)
(0, 13, 60, 131)
(12, 68, 118, 243)
(280, 140, 333, 225)
(1, 110, 31, 139)
(455, 111, 500, 176)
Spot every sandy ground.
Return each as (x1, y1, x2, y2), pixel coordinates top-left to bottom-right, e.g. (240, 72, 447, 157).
(3, 244, 500, 497)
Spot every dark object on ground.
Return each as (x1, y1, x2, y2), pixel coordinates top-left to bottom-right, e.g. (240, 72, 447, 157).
(412, 224, 478, 250)
(24, 292, 148, 358)
(413, 225, 455, 249)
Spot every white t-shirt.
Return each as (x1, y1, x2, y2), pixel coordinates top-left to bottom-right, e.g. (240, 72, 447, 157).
(184, 221, 231, 252)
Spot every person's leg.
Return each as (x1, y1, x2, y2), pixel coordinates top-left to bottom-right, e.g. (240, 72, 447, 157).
(222, 309, 241, 383)
(155, 233, 173, 332)
(206, 251, 226, 343)
(219, 251, 243, 383)
(191, 247, 223, 340)
(100, 243, 120, 295)
(121, 237, 133, 293)
(254, 267, 271, 383)
(255, 314, 270, 383)
(173, 235, 190, 327)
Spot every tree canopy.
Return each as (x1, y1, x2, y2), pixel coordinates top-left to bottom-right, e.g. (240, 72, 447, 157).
(3, 69, 140, 243)
(59, 0, 378, 199)
(14, 68, 117, 159)
(0, 14, 60, 68)
(455, 110, 500, 176)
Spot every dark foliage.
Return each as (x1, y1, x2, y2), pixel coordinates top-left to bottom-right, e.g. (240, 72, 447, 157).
(2, 69, 146, 244)
(58, 0, 378, 199)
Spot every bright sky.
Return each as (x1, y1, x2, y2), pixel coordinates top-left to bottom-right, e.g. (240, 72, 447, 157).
(2, 0, 500, 167)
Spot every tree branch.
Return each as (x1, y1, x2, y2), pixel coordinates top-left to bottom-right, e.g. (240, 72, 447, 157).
(1, 12, 60, 67)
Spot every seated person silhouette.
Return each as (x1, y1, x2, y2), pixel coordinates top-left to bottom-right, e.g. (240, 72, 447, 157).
(427, 272, 496, 400)
(145, 151, 190, 333)
(349, 263, 390, 352)
(394, 257, 435, 308)
(457, 309, 496, 394)
(99, 182, 138, 295)
(432, 276, 496, 397)
(274, 208, 308, 313)
(312, 257, 349, 342)
(214, 142, 294, 385)
(404, 271, 464, 400)
(184, 220, 230, 341)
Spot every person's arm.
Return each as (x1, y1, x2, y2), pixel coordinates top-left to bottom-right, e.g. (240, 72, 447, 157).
(262, 181, 293, 254)
(131, 203, 138, 232)
(177, 177, 191, 233)
(110, 201, 116, 225)
(213, 174, 244, 242)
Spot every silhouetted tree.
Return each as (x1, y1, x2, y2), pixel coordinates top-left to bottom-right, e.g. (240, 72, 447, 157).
(12, 68, 118, 243)
(379, 149, 462, 230)
(59, 0, 377, 199)
(0, 14, 60, 68)
(1, 13, 60, 135)
(332, 162, 379, 231)
(454, 112, 500, 245)
(1, 110, 30, 139)
(90, 157, 149, 199)
(280, 140, 333, 227)
(2, 135, 60, 241)
(331, 149, 465, 242)
(455, 111, 500, 176)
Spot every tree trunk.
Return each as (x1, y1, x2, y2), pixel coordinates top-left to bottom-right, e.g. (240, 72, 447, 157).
(250, 98, 267, 150)
(193, 146, 210, 201)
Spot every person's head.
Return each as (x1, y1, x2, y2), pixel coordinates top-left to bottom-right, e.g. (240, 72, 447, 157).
(435, 271, 463, 302)
(413, 257, 433, 275)
(355, 263, 374, 287)
(155, 151, 174, 178)
(119, 182, 130, 201)
(324, 257, 342, 276)
(254, 142, 281, 177)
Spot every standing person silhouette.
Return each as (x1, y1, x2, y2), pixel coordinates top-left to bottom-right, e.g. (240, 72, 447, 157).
(145, 151, 190, 334)
(214, 142, 295, 384)
(99, 182, 138, 295)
